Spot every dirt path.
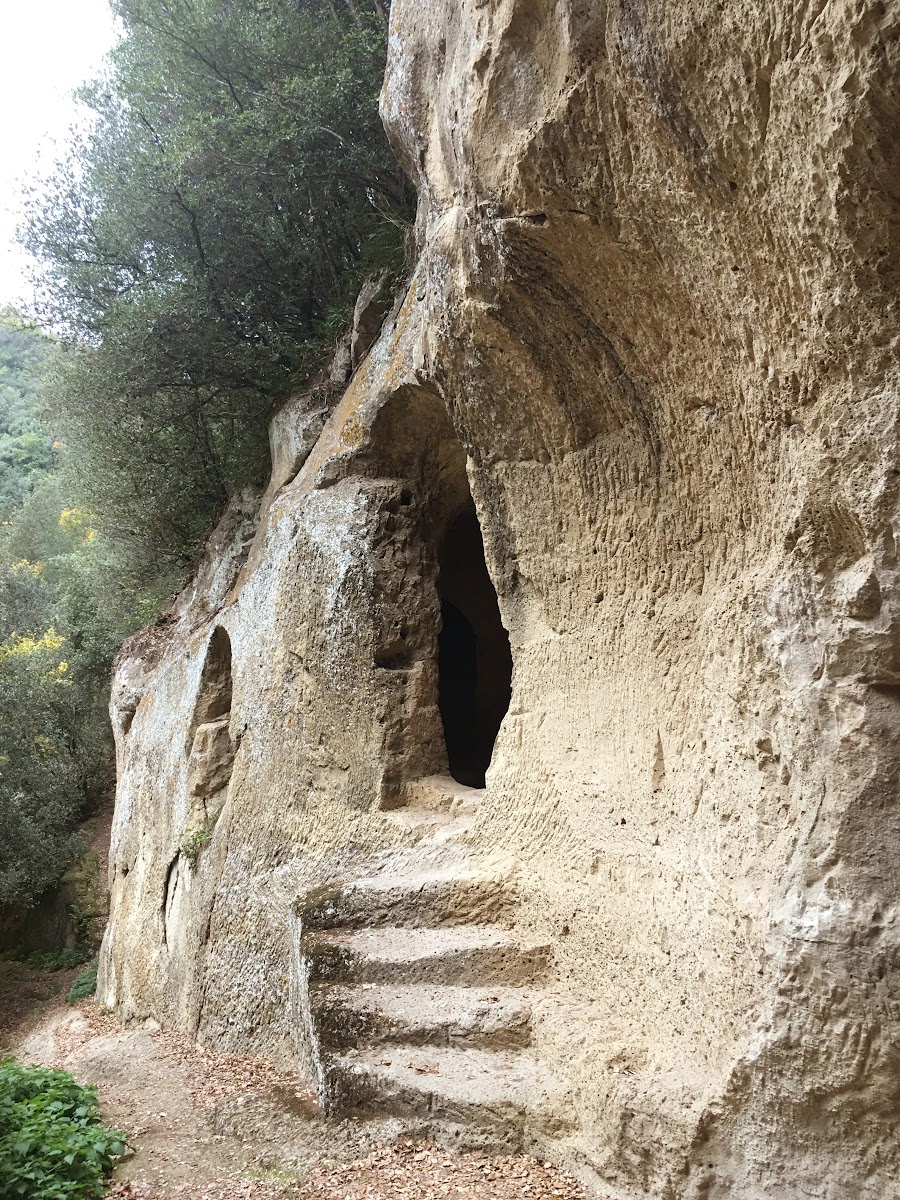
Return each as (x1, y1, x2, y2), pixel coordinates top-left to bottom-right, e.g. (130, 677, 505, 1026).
(8, 996, 592, 1199)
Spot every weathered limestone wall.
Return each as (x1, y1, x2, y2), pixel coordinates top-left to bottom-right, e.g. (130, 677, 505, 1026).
(100, 2, 899, 1197)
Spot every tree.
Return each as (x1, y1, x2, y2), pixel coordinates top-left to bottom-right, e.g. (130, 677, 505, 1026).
(24, 0, 412, 572)
(0, 311, 55, 520)
(0, 628, 81, 906)
(0, 316, 161, 906)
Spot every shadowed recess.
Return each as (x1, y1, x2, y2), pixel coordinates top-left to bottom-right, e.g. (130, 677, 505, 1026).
(437, 506, 512, 788)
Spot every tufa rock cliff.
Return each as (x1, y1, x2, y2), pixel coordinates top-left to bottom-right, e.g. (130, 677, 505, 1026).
(99, 2, 899, 1196)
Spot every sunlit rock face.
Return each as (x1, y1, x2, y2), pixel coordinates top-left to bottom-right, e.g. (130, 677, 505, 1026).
(100, 2, 899, 1196)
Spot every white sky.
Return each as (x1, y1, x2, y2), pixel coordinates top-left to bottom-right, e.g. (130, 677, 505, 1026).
(0, 0, 120, 308)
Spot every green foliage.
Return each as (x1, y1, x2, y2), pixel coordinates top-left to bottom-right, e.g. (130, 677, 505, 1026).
(178, 826, 210, 869)
(178, 811, 218, 870)
(0, 544, 135, 907)
(67, 851, 105, 953)
(25, 0, 412, 573)
(0, 319, 159, 910)
(66, 961, 99, 1006)
(0, 1058, 126, 1198)
(0, 311, 55, 522)
(0, 627, 83, 907)
(23, 948, 89, 973)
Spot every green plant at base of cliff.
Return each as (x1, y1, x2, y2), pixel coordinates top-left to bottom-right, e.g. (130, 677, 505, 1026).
(0, 947, 88, 971)
(0, 1058, 127, 1198)
(66, 961, 99, 1005)
(24, 947, 88, 973)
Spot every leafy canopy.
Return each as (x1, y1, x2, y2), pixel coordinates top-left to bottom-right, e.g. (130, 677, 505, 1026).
(25, 0, 412, 570)
(0, 310, 56, 520)
(0, 317, 156, 908)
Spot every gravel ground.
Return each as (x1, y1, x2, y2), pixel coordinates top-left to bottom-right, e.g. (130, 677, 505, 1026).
(10, 998, 596, 1200)
(0, 957, 83, 1047)
(107, 1143, 587, 1200)
(300, 1142, 587, 1199)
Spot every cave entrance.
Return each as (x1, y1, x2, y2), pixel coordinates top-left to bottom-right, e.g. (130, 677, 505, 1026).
(365, 385, 513, 801)
(437, 505, 512, 788)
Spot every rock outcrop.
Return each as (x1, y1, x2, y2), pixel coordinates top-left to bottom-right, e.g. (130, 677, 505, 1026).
(99, 2, 899, 1196)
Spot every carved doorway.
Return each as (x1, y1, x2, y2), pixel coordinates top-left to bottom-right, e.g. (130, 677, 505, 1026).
(437, 505, 512, 787)
(365, 385, 512, 803)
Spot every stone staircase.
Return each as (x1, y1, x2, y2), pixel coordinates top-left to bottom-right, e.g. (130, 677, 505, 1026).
(297, 847, 568, 1150)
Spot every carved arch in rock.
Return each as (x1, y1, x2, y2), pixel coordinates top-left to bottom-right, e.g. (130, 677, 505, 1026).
(435, 504, 512, 788)
(187, 626, 236, 803)
(364, 386, 512, 798)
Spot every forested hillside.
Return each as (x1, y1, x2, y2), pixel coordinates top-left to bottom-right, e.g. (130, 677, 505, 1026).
(0, 314, 76, 906)
(0, 313, 54, 518)
(0, 310, 133, 907)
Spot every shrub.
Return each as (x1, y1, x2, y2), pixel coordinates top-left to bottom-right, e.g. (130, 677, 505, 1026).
(178, 802, 223, 870)
(0, 1058, 127, 1198)
(178, 825, 211, 870)
(65, 962, 99, 1006)
(25, 948, 88, 973)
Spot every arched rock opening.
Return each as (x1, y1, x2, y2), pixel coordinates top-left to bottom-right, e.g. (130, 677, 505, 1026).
(363, 387, 512, 799)
(187, 627, 235, 802)
(437, 506, 513, 787)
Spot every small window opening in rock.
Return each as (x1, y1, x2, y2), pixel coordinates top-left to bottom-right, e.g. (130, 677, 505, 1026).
(191, 627, 233, 733)
(187, 626, 236, 802)
(437, 506, 512, 788)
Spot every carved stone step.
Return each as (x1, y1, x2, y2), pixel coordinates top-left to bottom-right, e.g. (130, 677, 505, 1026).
(399, 774, 483, 815)
(324, 1045, 568, 1150)
(299, 870, 517, 932)
(303, 926, 551, 987)
(311, 983, 534, 1051)
(383, 808, 476, 845)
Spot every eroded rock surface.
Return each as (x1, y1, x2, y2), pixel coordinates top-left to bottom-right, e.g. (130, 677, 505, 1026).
(100, 2, 899, 1197)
